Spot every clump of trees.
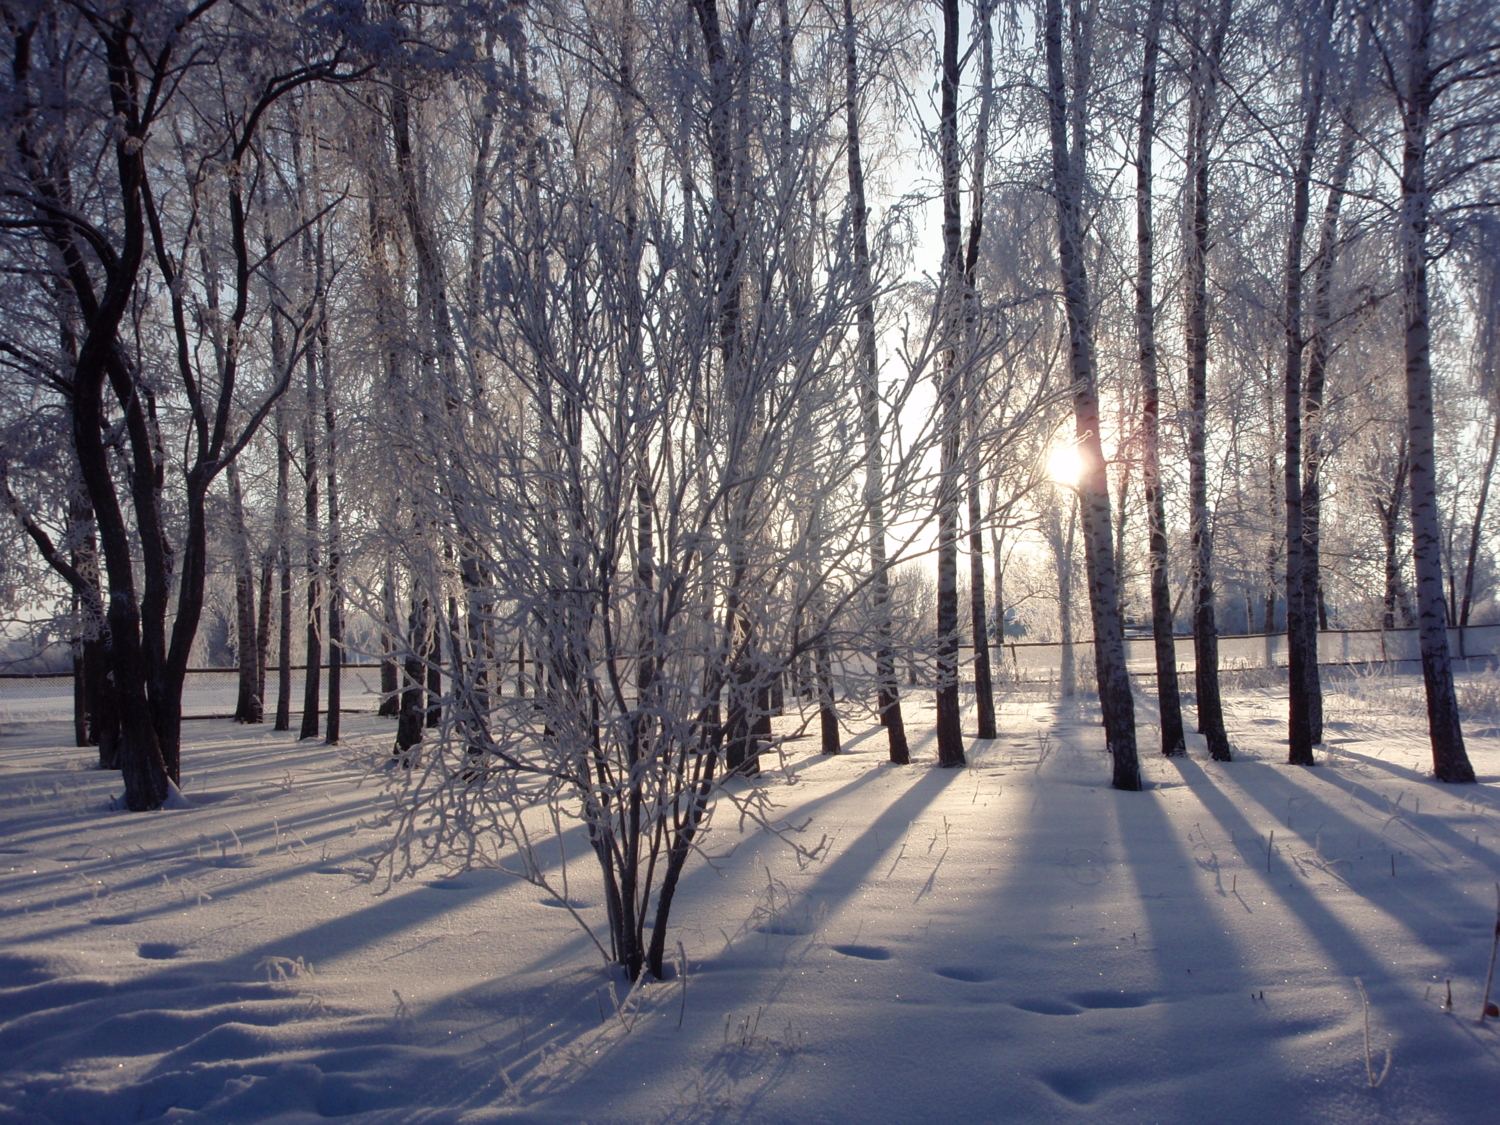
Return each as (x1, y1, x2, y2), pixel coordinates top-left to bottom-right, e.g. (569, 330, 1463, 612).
(2, 0, 1498, 979)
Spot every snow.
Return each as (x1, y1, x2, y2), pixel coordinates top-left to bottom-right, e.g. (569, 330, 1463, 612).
(3, 677, 1500, 1124)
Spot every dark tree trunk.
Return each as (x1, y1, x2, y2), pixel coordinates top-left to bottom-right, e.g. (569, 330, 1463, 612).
(396, 597, 429, 755)
(273, 337, 294, 733)
(227, 462, 263, 724)
(934, 0, 967, 769)
(1282, 1, 1330, 767)
(322, 314, 342, 745)
(963, 0, 997, 742)
(817, 636, 840, 754)
(1301, 119, 1356, 743)
(1135, 0, 1184, 755)
(298, 352, 322, 740)
(1460, 412, 1500, 628)
(1379, 437, 1410, 631)
(379, 564, 400, 717)
(1182, 0, 1234, 762)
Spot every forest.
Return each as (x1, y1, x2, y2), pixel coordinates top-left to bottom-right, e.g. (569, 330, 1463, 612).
(2, 0, 1500, 989)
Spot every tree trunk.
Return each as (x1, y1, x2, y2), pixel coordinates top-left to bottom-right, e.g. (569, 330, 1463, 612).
(1301, 118, 1356, 742)
(381, 566, 401, 716)
(844, 0, 909, 763)
(1051, 497, 1079, 699)
(1460, 411, 1500, 628)
(934, 0, 967, 769)
(692, 0, 760, 777)
(1182, 0, 1234, 762)
(1379, 437, 1410, 631)
(1044, 0, 1139, 786)
(272, 325, 294, 732)
(1135, 0, 1184, 754)
(1400, 0, 1475, 782)
(322, 310, 343, 745)
(298, 346, 322, 740)
(963, 0, 998, 742)
(396, 596, 429, 755)
(227, 462, 263, 723)
(1282, 0, 1330, 767)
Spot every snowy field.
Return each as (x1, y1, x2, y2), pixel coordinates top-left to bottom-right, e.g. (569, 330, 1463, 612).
(2, 675, 1500, 1124)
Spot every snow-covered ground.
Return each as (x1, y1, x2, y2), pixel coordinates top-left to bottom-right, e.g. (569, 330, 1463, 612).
(3, 675, 1499, 1124)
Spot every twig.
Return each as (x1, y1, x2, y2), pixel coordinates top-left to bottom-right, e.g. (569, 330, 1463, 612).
(676, 940, 688, 1028)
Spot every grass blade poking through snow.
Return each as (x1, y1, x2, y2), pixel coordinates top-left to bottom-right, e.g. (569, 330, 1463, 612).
(1355, 978, 1392, 1088)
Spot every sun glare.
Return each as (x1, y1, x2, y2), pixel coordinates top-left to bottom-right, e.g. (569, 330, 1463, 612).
(1047, 443, 1082, 486)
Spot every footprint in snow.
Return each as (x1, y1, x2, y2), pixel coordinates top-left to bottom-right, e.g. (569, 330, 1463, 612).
(137, 942, 180, 960)
(1038, 1069, 1107, 1106)
(89, 913, 136, 926)
(933, 966, 995, 983)
(1069, 989, 1155, 1009)
(830, 944, 891, 961)
(1012, 997, 1083, 1015)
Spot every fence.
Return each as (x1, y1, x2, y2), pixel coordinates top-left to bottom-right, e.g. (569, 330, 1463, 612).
(0, 665, 391, 726)
(3, 626, 1498, 726)
(985, 624, 1500, 684)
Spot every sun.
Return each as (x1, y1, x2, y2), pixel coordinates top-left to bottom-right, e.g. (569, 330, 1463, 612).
(1046, 442, 1083, 487)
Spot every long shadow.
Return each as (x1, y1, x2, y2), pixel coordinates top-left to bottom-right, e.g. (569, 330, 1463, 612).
(1176, 756, 1500, 1109)
(778, 764, 965, 919)
(1112, 777, 1300, 1121)
(1173, 756, 1500, 1009)
(1319, 743, 1500, 815)
(1299, 763, 1500, 877)
(0, 792, 401, 928)
(1214, 760, 1500, 951)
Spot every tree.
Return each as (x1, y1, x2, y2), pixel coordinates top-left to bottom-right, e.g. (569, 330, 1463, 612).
(1043, 0, 1140, 788)
(1378, 0, 1496, 782)
(0, 3, 380, 808)
(1282, 0, 1338, 767)
(1134, 0, 1185, 755)
(934, 0, 968, 768)
(844, 0, 910, 764)
(1180, 0, 1234, 762)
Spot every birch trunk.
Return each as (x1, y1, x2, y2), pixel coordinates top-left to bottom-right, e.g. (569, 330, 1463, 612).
(1135, 0, 1183, 754)
(1282, 1, 1330, 767)
(1183, 0, 1233, 762)
(1400, 0, 1474, 782)
(964, 0, 997, 741)
(1044, 0, 1139, 786)
(844, 0, 909, 762)
(1300, 119, 1356, 741)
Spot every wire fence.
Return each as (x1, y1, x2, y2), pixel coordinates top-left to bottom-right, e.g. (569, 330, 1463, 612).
(2, 626, 1498, 726)
(985, 624, 1500, 684)
(0, 665, 391, 726)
